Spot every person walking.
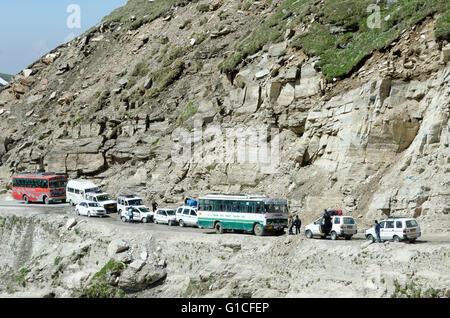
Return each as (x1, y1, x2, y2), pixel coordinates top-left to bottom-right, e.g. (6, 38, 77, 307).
(293, 215, 302, 235)
(374, 220, 381, 243)
(288, 215, 294, 235)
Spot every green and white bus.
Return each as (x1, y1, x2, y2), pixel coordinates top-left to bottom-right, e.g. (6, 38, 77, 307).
(197, 194, 289, 236)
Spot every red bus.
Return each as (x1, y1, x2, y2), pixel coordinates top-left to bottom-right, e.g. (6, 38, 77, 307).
(12, 172, 68, 204)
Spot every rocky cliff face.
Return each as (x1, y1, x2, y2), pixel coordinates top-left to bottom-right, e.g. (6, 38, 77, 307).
(0, 0, 449, 225)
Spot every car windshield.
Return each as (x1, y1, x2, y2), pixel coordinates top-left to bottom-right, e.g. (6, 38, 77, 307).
(343, 217, 355, 224)
(406, 220, 418, 228)
(139, 207, 149, 212)
(88, 203, 101, 207)
(263, 204, 288, 213)
(97, 194, 111, 202)
(128, 199, 143, 206)
(166, 210, 175, 215)
(49, 179, 67, 188)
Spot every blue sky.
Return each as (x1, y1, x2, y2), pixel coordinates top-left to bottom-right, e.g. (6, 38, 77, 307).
(0, 0, 127, 75)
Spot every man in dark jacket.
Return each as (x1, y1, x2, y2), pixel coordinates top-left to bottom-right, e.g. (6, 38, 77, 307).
(152, 201, 158, 213)
(293, 215, 302, 235)
(323, 209, 332, 235)
(374, 220, 381, 243)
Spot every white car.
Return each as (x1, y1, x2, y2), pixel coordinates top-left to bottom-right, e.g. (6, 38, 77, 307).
(117, 195, 152, 219)
(305, 215, 357, 240)
(75, 201, 106, 218)
(176, 205, 198, 227)
(120, 207, 153, 223)
(365, 217, 421, 243)
(154, 209, 177, 226)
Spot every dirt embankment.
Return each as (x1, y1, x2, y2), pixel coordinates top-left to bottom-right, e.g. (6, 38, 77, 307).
(0, 206, 449, 298)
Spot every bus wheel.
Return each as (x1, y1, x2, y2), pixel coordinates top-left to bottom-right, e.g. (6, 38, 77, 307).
(253, 223, 264, 236)
(23, 195, 29, 204)
(215, 222, 224, 234)
(44, 196, 50, 205)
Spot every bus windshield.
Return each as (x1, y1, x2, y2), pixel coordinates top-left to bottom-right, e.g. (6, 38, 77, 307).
(264, 204, 288, 214)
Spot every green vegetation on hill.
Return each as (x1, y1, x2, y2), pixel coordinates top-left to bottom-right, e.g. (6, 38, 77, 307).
(0, 73, 12, 82)
(103, 0, 191, 30)
(220, 0, 450, 80)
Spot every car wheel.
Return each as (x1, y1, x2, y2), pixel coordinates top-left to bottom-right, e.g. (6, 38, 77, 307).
(393, 235, 401, 243)
(23, 195, 29, 204)
(215, 222, 224, 234)
(69, 200, 74, 206)
(330, 231, 338, 240)
(87, 212, 91, 218)
(142, 217, 148, 224)
(154, 219, 158, 224)
(121, 216, 127, 223)
(179, 220, 185, 227)
(366, 234, 375, 242)
(76, 209, 80, 216)
(44, 196, 50, 205)
(305, 230, 313, 239)
(253, 223, 264, 236)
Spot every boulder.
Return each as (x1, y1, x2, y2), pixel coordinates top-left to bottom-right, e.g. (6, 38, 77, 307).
(277, 83, 295, 106)
(107, 240, 129, 258)
(268, 42, 287, 57)
(442, 44, 450, 63)
(295, 63, 322, 98)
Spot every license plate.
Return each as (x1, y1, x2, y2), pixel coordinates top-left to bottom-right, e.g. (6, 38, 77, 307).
(410, 229, 415, 232)
(347, 226, 352, 229)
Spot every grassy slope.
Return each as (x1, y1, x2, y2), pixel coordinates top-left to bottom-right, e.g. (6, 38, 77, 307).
(220, 0, 450, 80)
(0, 73, 12, 82)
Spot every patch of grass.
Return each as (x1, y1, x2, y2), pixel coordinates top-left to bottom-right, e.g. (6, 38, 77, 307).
(197, 3, 210, 13)
(220, 0, 449, 80)
(162, 46, 186, 67)
(79, 260, 125, 298)
(54, 256, 63, 266)
(435, 12, 450, 41)
(177, 101, 198, 126)
(150, 59, 185, 93)
(131, 61, 149, 78)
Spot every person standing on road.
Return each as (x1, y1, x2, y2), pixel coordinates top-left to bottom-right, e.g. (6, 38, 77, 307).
(152, 201, 158, 213)
(294, 215, 302, 235)
(374, 220, 381, 243)
(288, 215, 294, 235)
(128, 207, 134, 224)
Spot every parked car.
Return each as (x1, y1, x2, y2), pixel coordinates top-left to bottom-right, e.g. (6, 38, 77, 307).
(120, 206, 153, 223)
(117, 194, 152, 219)
(85, 191, 117, 214)
(176, 205, 198, 227)
(305, 215, 357, 240)
(75, 201, 106, 218)
(365, 217, 421, 243)
(154, 209, 177, 226)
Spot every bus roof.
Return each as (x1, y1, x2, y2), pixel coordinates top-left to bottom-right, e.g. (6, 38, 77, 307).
(13, 172, 67, 179)
(199, 194, 287, 203)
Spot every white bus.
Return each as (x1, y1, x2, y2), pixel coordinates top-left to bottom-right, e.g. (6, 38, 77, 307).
(197, 194, 289, 236)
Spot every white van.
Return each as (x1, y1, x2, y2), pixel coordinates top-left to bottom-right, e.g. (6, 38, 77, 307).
(176, 205, 198, 227)
(117, 194, 152, 216)
(365, 217, 421, 243)
(66, 180, 117, 213)
(305, 215, 357, 240)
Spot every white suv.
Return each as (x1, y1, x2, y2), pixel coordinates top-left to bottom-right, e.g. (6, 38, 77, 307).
(305, 215, 357, 240)
(75, 201, 106, 218)
(85, 191, 117, 214)
(120, 206, 153, 223)
(176, 205, 198, 227)
(154, 209, 177, 226)
(365, 217, 421, 243)
(117, 195, 153, 219)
